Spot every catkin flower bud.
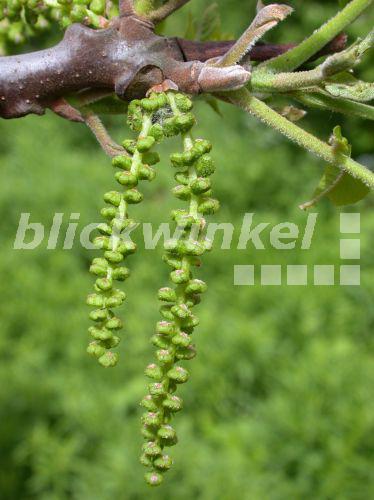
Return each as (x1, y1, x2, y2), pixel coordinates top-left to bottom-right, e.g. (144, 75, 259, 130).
(98, 351, 119, 367)
(140, 395, 158, 412)
(142, 441, 162, 457)
(100, 207, 117, 219)
(170, 269, 190, 284)
(171, 185, 191, 200)
(156, 348, 174, 364)
(124, 188, 143, 204)
(167, 366, 190, 383)
(137, 136, 155, 152)
(145, 363, 163, 380)
(115, 171, 138, 187)
(176, 345, 197, 360)
(122, 139, 136, 154)
(87, 341, 106, 358)
(142, 412, 162, 427)
(151, 335, 171, 349)
(154, 454, 173, 471)
(156, 321, 175, 335)
(162, 394, 183, 412)
(144, 472, 163, 487)
(195, 155, 216, 177)
(190, 177, 211, 194)
(103, 191, 122, 207)
(172, 331, 191, 347)
(112, 155, 132, 170)
(158, 287, 177, 302)
(112, 267, 130, 281)
(142, 151, 160, 165)
(198, 198, 220, 215)
(185, 279, 207, 294)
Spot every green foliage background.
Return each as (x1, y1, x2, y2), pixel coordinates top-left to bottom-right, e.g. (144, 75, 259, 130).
(0, 1, 373, 498)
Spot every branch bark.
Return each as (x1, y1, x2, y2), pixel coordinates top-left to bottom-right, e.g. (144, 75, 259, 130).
(0, 14, 346, 120)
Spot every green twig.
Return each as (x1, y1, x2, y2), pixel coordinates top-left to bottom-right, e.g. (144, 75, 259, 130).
(225, 88, 374, 189)
(259, 0, 373, 73)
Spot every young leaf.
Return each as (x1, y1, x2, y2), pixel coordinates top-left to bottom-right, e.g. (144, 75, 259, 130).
(300, 126, 370, 209)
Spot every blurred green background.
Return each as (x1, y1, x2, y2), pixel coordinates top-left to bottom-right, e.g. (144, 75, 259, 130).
(0, 1, 373, 498)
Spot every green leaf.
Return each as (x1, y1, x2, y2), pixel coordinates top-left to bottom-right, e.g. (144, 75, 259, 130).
(195, 3, 222, 41)
(301, 127, 370, 208)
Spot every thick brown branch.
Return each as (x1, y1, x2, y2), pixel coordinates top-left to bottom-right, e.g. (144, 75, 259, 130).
(176, 33, 347, 63)
(0, 14, 346, 120)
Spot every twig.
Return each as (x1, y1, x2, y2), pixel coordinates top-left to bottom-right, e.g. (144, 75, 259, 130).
(147, 0, 191, 24)
(83, 111, 126, 157)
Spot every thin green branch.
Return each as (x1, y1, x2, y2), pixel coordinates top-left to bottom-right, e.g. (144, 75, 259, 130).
(225, 88, 374, 189)
(137, 0, 191, 23)
(218, 4, 293, 67)
(292, 91, 374, 121)
(259, 0, 373, 73)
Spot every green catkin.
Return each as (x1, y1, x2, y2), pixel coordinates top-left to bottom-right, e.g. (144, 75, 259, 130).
(86, 95, 165, 368)
(139, 92, 219, 486)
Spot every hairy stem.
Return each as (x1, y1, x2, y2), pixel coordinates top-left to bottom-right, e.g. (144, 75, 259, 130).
(139, 0, 191, 23)
(226, 88, 374, 189)
(259, 0, 373, 73)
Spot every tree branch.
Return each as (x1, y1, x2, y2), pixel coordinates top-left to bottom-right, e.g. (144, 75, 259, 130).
(0, 14, 346, 120)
